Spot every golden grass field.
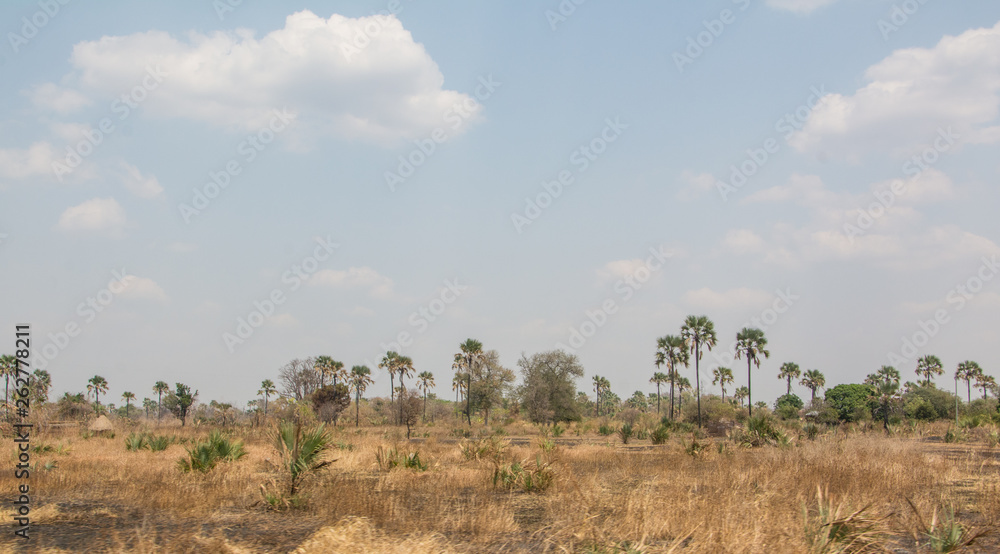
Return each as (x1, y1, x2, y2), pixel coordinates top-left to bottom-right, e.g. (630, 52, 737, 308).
(2, 419, 999, 553)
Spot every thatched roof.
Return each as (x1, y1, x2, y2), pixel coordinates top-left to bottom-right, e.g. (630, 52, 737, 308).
(88, 415, 114, 431)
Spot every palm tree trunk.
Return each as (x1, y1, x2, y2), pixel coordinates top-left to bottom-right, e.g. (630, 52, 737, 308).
(747, 358, 753, 418)
(694, 339, 702, 428)
(669, 370, 675, 421)
(787, 378, 792, 396)
(656, 383, 661, 415)
(967, 381, 971, 403)
(356, 391, 360, 427)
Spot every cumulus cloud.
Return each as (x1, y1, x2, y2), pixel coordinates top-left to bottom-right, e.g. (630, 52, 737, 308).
(790, 20, 1000, 159)
(50, 10, 479, 145)
(119, 162, 163, 198)
(118, 276, 168, 302)
(676, 170, 716, 201)
(57, 197, 127, 236)
(766, 0, 839, 14)
(0, 143, 59, 180)
(310, 266, 394, 299)
(29, 83, 91, 113)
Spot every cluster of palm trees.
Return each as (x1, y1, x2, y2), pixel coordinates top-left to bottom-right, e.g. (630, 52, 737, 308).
(955, 359, 996, 401)
(652, 315, 728, 426)
(452, 339, 486, 424)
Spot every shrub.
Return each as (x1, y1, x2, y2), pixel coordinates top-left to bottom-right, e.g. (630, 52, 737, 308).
(177, 431, 246, 473)
(597, 423, 615, 436)
(376, 446, 428, 471)
(903, 385, 955, 421)
(905, 398, 938, 421)
(650, 425, 670, 445)
(460, 435, 510, 462)
(492, 457, 554, 493)
(617, 423, 634, 444)
(729, 415, 787, 448)
(552, 423, 565, 437)
(125, 432, 149, 451)
(775, 393, 804, 411)
(825, 384, 875, 422)
(275, 421, 334, 496)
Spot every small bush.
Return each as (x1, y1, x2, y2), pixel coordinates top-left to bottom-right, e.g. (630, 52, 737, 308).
(597, 423, 615, 436)
(177, 431, 246, 473)
(125, 432, 149, 451)
(650, 425, 670, 445)
(729, 415, 787, 448)
(492, 456, 554, 493)
(617, 423, 634, 444)
(552, 423, 565, 437)
(376, 446, 427, 471)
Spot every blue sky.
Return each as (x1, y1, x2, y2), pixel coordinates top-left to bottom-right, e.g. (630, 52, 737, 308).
(2, 0, 999, 407)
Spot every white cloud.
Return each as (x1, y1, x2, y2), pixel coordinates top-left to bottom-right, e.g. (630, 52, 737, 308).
(598, 259, 647, 281)
(0, 143, 59, 180)
(676, 170, 716, 201)
(722, 229, 765, 253)
(790, 20, 1000, 159)
(57, 197, 127, 236)
(310, 266, 394, 299)
(29, 83, 91, 113)
(766, 0, 839, 14)
(119, 162, 163, 198)
(743, 173, 836, 207)
(119, 276, 168, 302)
(55, 11, 479, 145)
(682, 287, 773, 310)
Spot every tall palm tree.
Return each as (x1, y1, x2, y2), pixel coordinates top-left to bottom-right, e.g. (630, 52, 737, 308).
(379, 351, 400, 403)
(955, 361, 981, 403)
(0, 354, 16, 410)
(915, 355, 944, 387)
(681, 315, 717, 428)
(799, 369, 826, 404)
(974, 371, 995, 399)
(153, 381, 169, 422)
(397, 355, 415, 425)
(649, 372, 668, 415)
(867, 369, 900, 432)
(734, 328, 769, 417)
(733, 386, 749, 407)
(777, 362, 801, 396)
(656, 335, 690, 420)
(350, 365, 373, 427)
(259, 379, 276, 417)
(330, 360, 346, 387)
(87, 376, 109, 411)
(457, 339, 484, 425)
(593, 375, 603, 417)
(712, 367, 734, 401)
(865, 365, 901, 388)
(417, 371, 435, 421)
(121, 391, 135, 418)
(314, 356, 334, 387)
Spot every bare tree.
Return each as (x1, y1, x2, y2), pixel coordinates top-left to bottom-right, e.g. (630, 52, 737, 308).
(279, 357, 321, 400)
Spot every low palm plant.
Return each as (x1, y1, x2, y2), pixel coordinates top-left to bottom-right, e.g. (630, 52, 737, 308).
(275, 421, 334, 496)
(177, 430, 246, 473)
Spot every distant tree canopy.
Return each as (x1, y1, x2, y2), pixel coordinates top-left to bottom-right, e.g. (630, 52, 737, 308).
(164, 383, 198, 426)
(825, 384, 875, 422)
(311, 384, 350, 424)
(517, 350, 584, 424)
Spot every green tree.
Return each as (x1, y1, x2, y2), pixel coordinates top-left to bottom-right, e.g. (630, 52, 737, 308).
(30, 369, 52, 405)
(649, 372, 668, 415)
(915, 355, 944, 387)
(777, 362, 801, 396)
(153, 381, 169, 422)
(396, 355, 416, 425)
(455, 339, 485, 425)
(142, 397, 155, 418)
(974, 371, 996, 399)
(866, 367, 900, 431)
(0, 354, 17, 409)
(349, 365, 373, 427)
(712, 367, 734, 401)
(518, 350, 585, 424)
(733, 386, 749, 407)
(314, 356, 334, 387)
(734, 328, 769, 417)
(799, 369, 826, 404)
(165, 383, 197, 426)
(825, 384, 874, 422)
(121, 391, 135, 418)
(259, 379, 276, 417)
(681, 315, 717, 428)
(379, 351, 400, 404)
(656, 334, 689, 420)
(955, 361, 981, 403)
(417, 371, 435, 421)
(87, 375, 109, 411)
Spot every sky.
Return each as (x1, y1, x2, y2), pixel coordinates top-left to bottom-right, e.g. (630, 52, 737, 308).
(2, 0, 999, 408)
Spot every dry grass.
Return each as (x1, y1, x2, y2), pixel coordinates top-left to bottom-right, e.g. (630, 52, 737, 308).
(2, 420, 999, 552)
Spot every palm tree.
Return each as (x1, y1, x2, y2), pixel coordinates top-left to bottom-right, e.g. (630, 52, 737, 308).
(142, 398, 155, 419)
(314, 356, 334, 387)
(349, 365, 373, 427)
(799, 370, 826, 404)
(974, 371, 996, 399)
(650, 372, 668, 415)
(379, 351, 400, 403)
(0, 354, 16, 410)
(656, 335, 689, 420)
(955, 361, 981, 403)
(734, 328, 769, 417)
(330, 360, 346, 387)
(733, 386, 749, 407)
(417, 371, 435, 421)
(712, 367, 734, 401)
(397, 355, 415, 425)
(593, 375, 603, 417)
(777, 362, 801, 396)
(259, 379, 276, 417)
(153, 381, 169, 422)
(87, 376, 109, 410)
(121, 391, 135, 418)
(869, 371, 900, 432)
(457, 339, 484, 425)
(681, 315, 717, 428)
(676, 377, 691, 411)
(915, 355, 944, 387)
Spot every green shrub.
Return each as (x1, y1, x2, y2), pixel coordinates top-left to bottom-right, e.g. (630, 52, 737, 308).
(650, 425, 670, 445)
(617, 423, 634, 444)
(775, 393, 804, 411)
(729, 414, 787, 448)
(125, 432, 149, 451)
(597, 423, 615, 436)
(177, 431, 246, 473)
(552, 423, 565, 437)
(492, 457, 554, 493)
(825, 384, 875, 423)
